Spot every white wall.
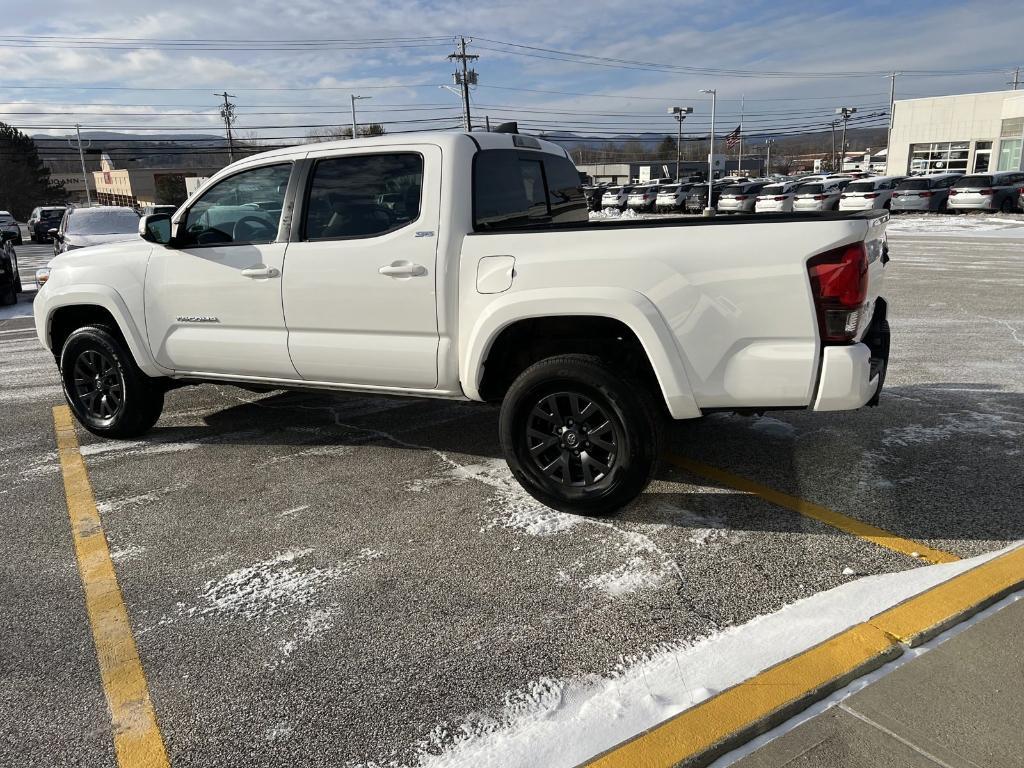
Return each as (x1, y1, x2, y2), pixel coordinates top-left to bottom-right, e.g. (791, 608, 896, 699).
(886, 90, 1014, 175)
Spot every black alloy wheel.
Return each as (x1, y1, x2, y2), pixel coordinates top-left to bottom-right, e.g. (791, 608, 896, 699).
(71, 348, 124, 424)
(526, 391, 619, 488)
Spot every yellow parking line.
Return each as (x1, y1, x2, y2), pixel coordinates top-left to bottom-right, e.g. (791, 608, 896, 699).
(665, 454, 960, 565)
(582, 544, 1024, 768)
(53, 406, 170, 768)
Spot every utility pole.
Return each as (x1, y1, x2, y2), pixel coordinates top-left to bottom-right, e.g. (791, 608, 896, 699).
(830, 120, 838, 171)
(69, 124, 92, 205)
(448, 36, 478, 131)
(886, 73, 899, 174)
(836, 106, 857, 173)
(738, 94, 744, 174)
(765, 138, 775, 177)
(350, 94, 372, 139)
(699, 88, 717, 215)
(217, 91, 236, 163)
(668, 106, 693, 180)
(1010, 67, 1021, 90)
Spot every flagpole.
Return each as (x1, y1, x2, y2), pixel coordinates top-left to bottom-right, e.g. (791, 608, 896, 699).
(738, 94, 744, 175)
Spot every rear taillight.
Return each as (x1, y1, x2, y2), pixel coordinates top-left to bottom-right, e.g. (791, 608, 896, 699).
(813, 195, 825, 200)
(864, 193, 879, 199)
(840, 195, 848, 199)
(774, 196, 786, 201)
(807, 242, 869, 344)
(919, 191, 934, 198)
(980, 189, 994, 195)
(949, 189, 959, 195)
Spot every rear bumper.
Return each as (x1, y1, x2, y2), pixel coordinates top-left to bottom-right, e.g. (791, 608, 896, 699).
(813, 301, 890, 411)
(948, 198, 995, 210)
(891, 198, 933, 211)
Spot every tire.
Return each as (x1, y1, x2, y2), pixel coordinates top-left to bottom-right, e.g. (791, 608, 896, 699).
(999, 196, 1014, 214)
(499, 354, 664, 516)
(59, 325, 164, 438)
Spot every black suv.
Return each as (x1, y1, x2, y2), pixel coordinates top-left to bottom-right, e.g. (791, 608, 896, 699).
(0, 231, 21, 305)
(28, 206, 67, 243)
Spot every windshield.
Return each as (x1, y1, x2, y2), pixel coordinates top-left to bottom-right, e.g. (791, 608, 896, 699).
(660, 185, 679, 193)
(66, 208, 140, 235)
(605, 187, 622, 194)
(721, 186, 748, 196)
(953, 175, 993, 188)
(795, 184, 823, 194)
(761, 185, 786, 195)
(897, 179, 931, 190)
(41, 209, 66, 220)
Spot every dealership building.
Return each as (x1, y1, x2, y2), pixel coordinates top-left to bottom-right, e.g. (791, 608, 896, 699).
(886, 89, 1024, 176)
(91, 155, 220, 208)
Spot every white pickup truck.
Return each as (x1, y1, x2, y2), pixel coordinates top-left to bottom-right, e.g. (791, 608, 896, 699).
(34, 130, 890, 514)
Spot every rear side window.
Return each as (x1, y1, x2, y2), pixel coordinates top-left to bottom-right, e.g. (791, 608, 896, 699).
(796, 184, 823, 194)
(954, 175, 992, 188)
(846, 181, 877, 192)
(897, 179, 930, 190)
(303, 153, 423, 240)
(473, 149, 586, 230)
(721, 185, 746, 195)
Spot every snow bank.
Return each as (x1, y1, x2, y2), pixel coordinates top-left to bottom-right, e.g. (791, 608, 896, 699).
(408, 543, 1020, 768)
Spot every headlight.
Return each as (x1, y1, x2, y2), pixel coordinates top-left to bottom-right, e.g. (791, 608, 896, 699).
(36, 267, 50, 285)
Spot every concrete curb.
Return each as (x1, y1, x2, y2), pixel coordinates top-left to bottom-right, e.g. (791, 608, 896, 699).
(580, 544, 1024, 768)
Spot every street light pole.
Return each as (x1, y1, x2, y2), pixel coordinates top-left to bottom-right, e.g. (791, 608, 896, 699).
(765, 138, 775, 177)
(71, 123, 92, 206)
(668, 106, 693, 180)
(700, 88, 717, 216)
(836, 106, 857, 173)
(350, 94, 371, 139)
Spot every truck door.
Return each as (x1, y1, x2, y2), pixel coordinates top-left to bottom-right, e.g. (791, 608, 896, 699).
(281, 146, 440, 389)
(144, 162, 298, 378)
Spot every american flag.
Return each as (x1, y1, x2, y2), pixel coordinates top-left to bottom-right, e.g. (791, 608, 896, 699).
(725, 125, 741, 149)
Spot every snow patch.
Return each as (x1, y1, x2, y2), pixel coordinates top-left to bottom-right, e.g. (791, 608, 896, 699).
(406, 544, 1019, 768)
(749, 416, 797, 439)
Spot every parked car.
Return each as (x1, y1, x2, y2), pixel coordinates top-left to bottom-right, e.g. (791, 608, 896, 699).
(51, 206, 141, 255)
(626, 184, 660, 212)
(717, 181, 769, 214)
(33, 130, 890, 515)
(0, 232, 20, 305)
(655, 183, 693, 212)
(890, 173, 962, 213)
(0, 210, 23, 245)
(582, 185, 607, 212)
(28, 206, 66, 243)
(684, 181, 732, 213)
(792, 177, 852, 212)
(601, 185, 633, 211)
(755, 180, 803, 213)
(838, 176, 906, 211)
(947, 171, 1024, 213)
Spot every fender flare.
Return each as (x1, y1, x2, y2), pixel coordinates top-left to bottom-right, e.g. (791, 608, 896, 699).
(42, 284, 170, 378)
(462, 287, 701, 419)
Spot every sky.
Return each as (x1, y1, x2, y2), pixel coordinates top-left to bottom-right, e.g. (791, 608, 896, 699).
(0, 0, 1020, 152)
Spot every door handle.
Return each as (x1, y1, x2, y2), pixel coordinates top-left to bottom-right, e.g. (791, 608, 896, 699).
(240, 266, 280, 279)
(378, 262, 427, 278)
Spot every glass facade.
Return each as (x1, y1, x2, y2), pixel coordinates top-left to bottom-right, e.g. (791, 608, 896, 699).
(908, 141, 970, 174)
(997, 118, 1024, 172)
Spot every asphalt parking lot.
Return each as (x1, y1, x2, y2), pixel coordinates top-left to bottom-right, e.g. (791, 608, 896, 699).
(2, 227, 1022, 767)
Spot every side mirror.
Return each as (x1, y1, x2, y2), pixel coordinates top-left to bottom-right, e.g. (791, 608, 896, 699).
(47, 228, 59, 238)
(139, 213, 172, 245)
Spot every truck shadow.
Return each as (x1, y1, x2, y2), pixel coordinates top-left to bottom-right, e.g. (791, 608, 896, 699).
(152, 382, 1023, 547)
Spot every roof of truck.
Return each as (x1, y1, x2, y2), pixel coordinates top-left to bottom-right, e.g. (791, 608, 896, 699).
(225, 130, 570, 169)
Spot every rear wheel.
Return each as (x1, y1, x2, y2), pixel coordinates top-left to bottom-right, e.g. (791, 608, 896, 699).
(59, 325, 165, 438)
(999, 196, 1015, 214)
(499, 354, 663, 516)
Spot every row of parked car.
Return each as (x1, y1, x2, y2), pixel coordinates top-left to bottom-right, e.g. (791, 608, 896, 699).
(585, 169, 1024, 216)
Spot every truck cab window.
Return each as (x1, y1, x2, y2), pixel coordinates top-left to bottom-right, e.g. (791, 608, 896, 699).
(180, 163, 291, 247)
(303, 153, 424, 241)
(474, 149, 586, 230)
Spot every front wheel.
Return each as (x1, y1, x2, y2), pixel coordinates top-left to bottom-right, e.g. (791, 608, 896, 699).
(59, 325, 165, 438)
(499, 354, 664, 516)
